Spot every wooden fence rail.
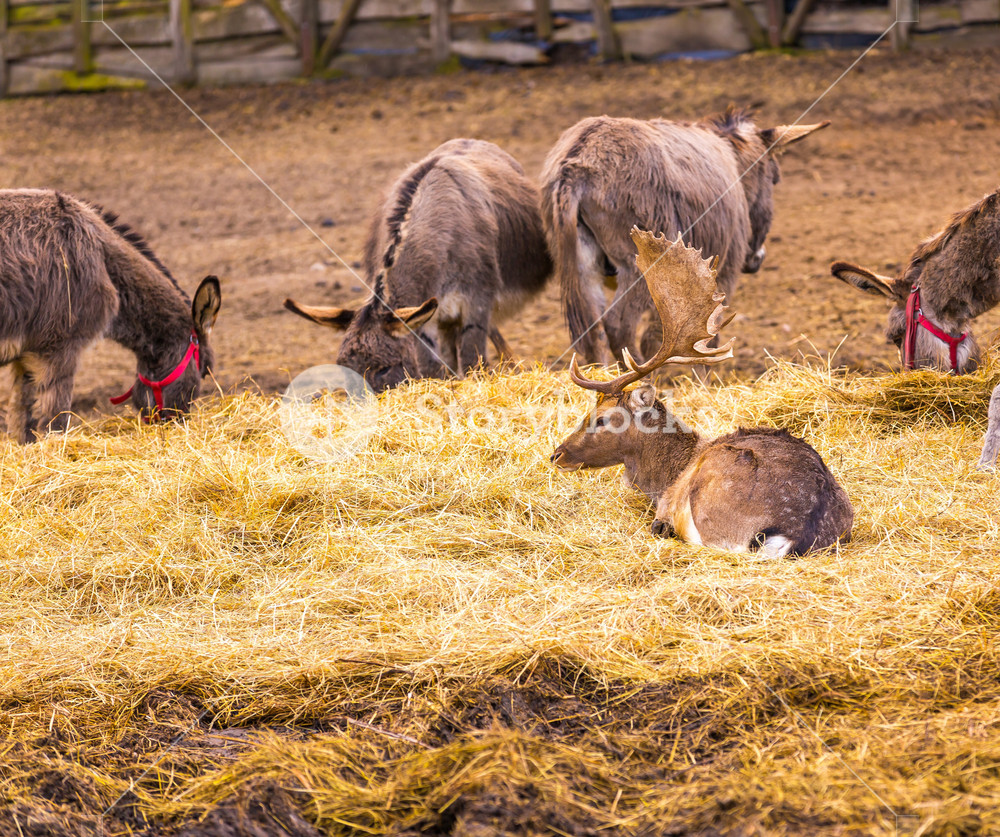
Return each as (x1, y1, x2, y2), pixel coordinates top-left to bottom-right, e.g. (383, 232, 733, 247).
(0, 0, 995, 95)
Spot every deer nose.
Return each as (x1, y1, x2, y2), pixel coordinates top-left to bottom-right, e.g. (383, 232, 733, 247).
(651, 519, 672, 539)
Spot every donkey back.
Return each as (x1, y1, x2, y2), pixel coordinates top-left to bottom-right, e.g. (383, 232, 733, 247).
(0, 190, 221, 440)
(286, 139, 551, 391)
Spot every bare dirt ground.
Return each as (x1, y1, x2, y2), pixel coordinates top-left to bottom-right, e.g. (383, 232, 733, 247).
(1, 43, 999, 416)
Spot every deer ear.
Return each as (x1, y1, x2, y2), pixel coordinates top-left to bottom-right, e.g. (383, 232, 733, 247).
(192, 276, 221, 338)
(387, 298, 438, 335)
(627, 383, 657, 411)
(830, 261, 898, 299)
(761, 121, 830, 151)
(284, 298, 356, 330)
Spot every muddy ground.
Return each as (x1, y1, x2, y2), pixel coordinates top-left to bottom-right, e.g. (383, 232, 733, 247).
(1, 43, 999, 415)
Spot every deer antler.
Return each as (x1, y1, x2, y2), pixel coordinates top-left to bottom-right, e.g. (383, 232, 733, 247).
(569, 228, 736, 395)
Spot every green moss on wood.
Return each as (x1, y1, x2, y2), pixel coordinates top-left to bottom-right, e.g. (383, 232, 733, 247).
(54, 70, 147, 91)
(434, 54, 461, 74)
(10, 4, 69, 25)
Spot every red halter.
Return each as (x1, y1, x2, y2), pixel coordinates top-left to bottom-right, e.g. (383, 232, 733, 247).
(903, 286, 967, 373)
(111, 332, 200, 418)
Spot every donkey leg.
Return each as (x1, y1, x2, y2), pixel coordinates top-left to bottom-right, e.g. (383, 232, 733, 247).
(489, 326, 520, 371)
(605, 264, 650, 365)
(639, 318, 662, 364)
(977, 382, 1000, 471)
(568, 230, 614, 366)
(686, 267, 737, 383)
(414, 321, 449, 380)
(6, 362, 37, 444)
(449, 289, 489, 375)
(433, 317, 462, 378)
(458, 320, 490, 375)
(488, 326, 515, 363)
(29, 351, 79, 438)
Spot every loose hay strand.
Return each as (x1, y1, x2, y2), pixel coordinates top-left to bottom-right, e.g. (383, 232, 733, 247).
(1, 361, 1000, 835)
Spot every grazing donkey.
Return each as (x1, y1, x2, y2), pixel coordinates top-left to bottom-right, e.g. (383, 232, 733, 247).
(285, 138, 552, 392)
(541, 108, 828, 365)
(0, 189, 222, 442)
(829, 187, 1000, 469)
(551, 228, 853, 557)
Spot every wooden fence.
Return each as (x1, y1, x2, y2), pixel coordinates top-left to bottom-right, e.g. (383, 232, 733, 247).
(0, 0, 996, 95)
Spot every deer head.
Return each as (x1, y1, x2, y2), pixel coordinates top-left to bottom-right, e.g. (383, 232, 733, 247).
(551, 229, 735, 475)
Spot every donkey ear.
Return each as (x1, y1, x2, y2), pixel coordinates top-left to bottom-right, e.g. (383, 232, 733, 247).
(387, 298, 438, 335)
(830, 261, 898, 299)
(761, 121, 830, 151)
(284, 298, 356, 330)
(192, 276, 222, 337)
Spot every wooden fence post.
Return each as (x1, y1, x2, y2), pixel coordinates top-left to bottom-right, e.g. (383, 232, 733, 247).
(0, 0, 8, 97)
(170, 0, 196, 84)
(590, 0, 621, 60)
(318, 0, 363, 69)
(301, 0, 318, 74)
(431, 0, 451, 64)
(535, 0, 553, 40)
(724, 0, 768, 49)
(891, 0, 915, 50)
(73, 0, 93, 75)
(257, 0, 300, 49)
(765, 0, 784, 46)
(780, 0, 818, 45)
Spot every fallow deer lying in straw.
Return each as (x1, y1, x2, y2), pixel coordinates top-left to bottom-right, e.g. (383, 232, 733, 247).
(285, 139, 552, 392)
(551, 228, 854, 558)
(0, 189, 222, 443)
(830, 187, 1000, 469)
(540, 108, 828, 365)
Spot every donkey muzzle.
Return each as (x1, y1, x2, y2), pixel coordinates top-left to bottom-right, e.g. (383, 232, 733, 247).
(743, 245, 766, 274)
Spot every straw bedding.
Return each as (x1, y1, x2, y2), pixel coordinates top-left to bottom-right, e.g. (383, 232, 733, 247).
(1, 359, 999, 836)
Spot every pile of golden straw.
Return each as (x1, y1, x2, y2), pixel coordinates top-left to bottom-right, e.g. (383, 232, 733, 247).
(1, 359, 998, 835)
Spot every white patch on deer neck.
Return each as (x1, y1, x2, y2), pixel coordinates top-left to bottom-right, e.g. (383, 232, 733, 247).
(754, 245, 766, 262)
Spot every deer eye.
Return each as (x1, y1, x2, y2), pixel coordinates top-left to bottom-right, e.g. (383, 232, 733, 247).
(593, 415, 608, 428)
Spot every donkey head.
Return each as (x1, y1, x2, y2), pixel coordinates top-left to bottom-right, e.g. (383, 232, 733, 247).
(551, 229, 734, 470)
(831, 261, 982, 373)
(131, 276, 221, 420)
(710, 111, 829, 274)
(284, 296, 438, 392)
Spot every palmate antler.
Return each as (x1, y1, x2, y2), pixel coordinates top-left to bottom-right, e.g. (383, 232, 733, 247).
(569, 227, 736, 395)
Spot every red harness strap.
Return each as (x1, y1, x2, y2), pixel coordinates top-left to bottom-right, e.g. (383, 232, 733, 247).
(111, 332, 200, 417)
(903, 286, 967, 373)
